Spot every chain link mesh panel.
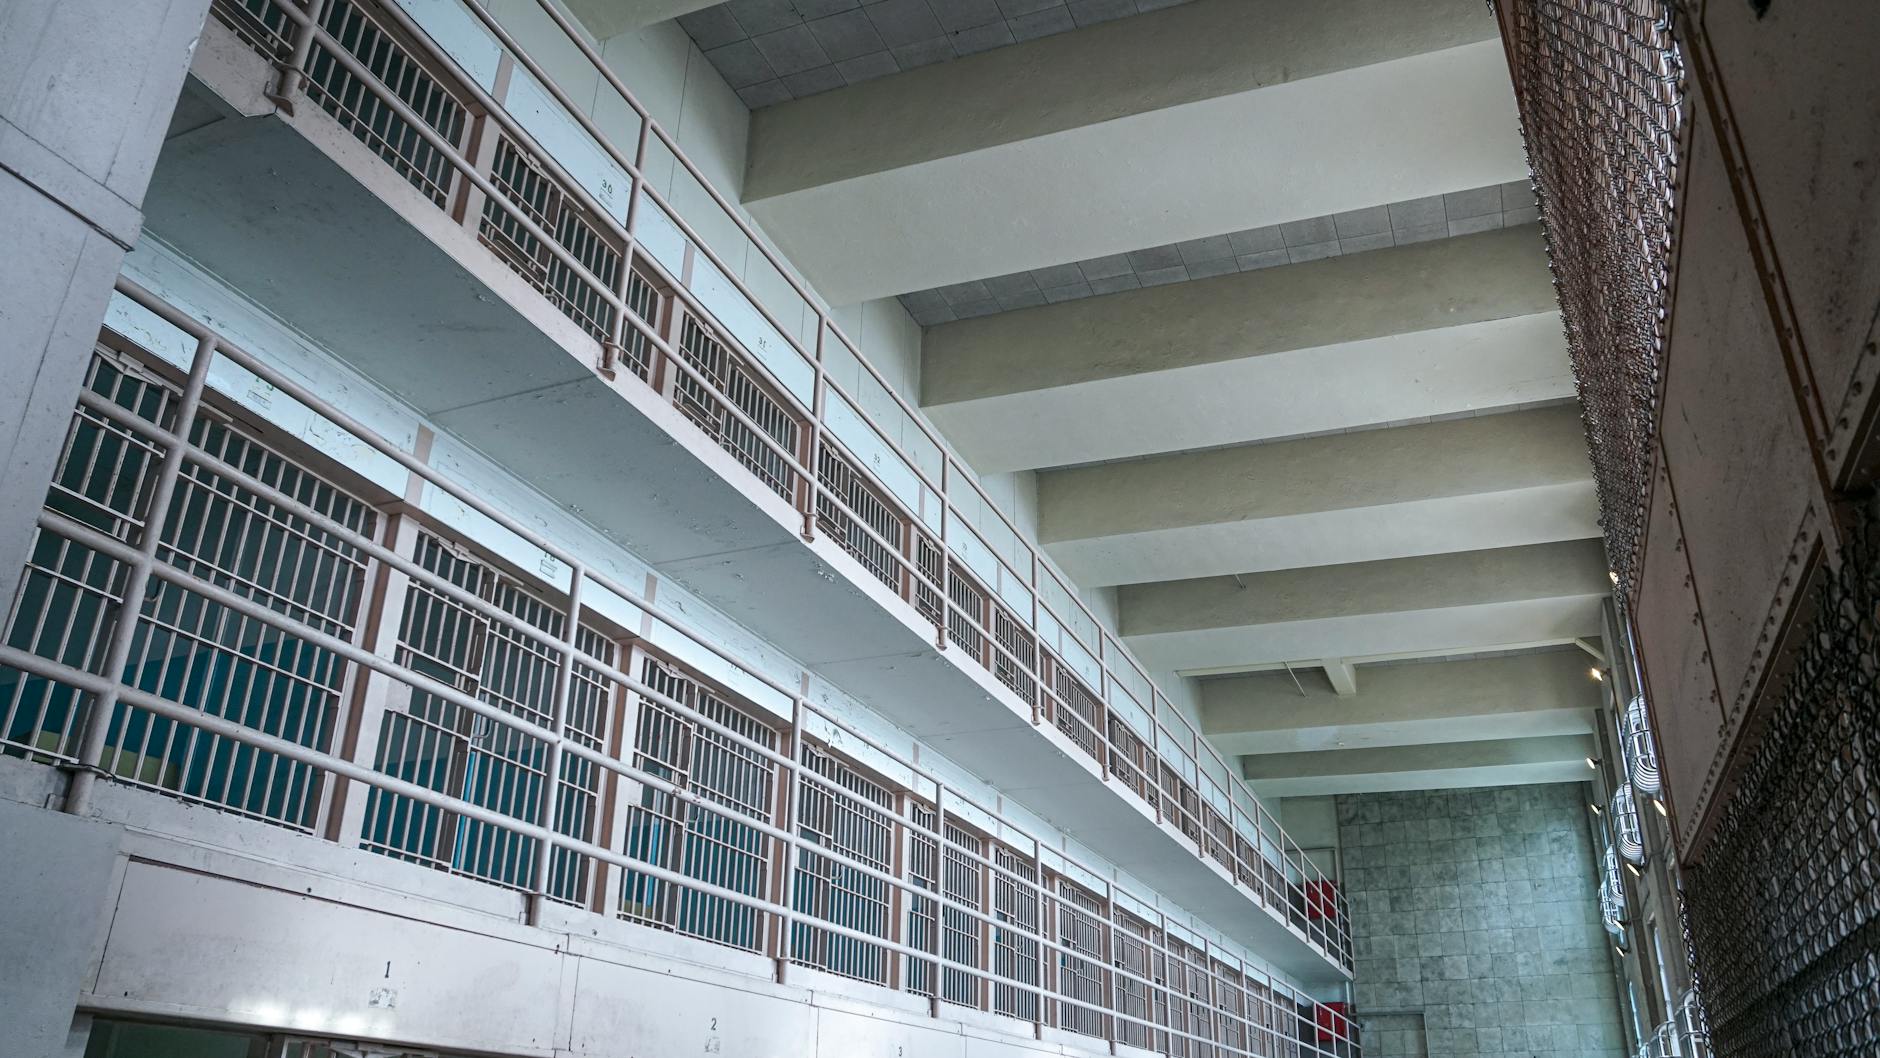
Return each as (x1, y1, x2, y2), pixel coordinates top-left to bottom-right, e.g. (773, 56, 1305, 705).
(1684, 499, 1880, 1057)
(1497, 0, 1684, 592)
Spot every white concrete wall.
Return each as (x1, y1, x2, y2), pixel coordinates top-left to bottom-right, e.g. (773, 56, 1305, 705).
(110, 237, 1303, 987)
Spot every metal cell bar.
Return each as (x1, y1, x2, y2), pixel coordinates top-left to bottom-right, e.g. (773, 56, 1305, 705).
(62, 333, 215, 817)
(527, 560, 584, 917)
(15, 631, 1290, 1056)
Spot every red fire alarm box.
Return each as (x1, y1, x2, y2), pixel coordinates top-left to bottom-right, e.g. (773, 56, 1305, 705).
(1315, 1001, 1350, 1044)
(1305, 879, 1339, 920)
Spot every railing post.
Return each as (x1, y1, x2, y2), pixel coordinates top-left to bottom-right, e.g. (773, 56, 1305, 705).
(772, 692, 808, 985)
(62, 332, 215, 817)
(930, 785, 946, 1020)
(586, 636, 632, 915)
(602, 136, 645, 381)
(801, 318, 826, 542)
(888, 790, 909, 993)
(527, 559, 584, 925)
(265, 0, 331, 115)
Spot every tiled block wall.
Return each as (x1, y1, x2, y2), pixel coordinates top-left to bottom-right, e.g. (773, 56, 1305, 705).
(1337, 784, 1626, 1058)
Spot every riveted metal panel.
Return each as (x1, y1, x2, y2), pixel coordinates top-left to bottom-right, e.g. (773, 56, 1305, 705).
(1633, 458, 1723, 858)
(1656, 84, 1824, 805)
(1692, 2, 1880, 464)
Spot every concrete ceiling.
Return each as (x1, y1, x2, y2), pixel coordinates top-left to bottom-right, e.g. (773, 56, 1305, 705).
(742, 0, 1523, 303)
(899, 180, 1541, 325)
(719, 0, 1603, 796)
(674, 0, 1202, 108)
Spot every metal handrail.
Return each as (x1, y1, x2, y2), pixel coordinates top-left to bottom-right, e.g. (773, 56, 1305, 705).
(209, 0, 1348, 964)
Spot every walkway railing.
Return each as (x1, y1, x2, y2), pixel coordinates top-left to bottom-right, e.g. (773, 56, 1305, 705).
(203, 0, 1349, 971)
(1635, 990, 1711, 1058)
(0, 280, 1357, 1058)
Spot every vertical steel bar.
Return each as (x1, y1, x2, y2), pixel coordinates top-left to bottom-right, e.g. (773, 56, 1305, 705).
(801, 319, 826, 542)
(773, 692, 808, 985)
(266, 0, 331, 111)
(63, 333, 215, 817)
(528, 560, 584, 922)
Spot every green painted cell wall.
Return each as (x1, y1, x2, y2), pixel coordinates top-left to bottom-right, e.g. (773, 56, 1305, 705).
(1337, 783, 1627, 1058)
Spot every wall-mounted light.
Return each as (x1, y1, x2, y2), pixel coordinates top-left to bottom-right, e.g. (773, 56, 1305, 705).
(1653, 798, 1669, 818)
(1587, 756, 1601, 770)
(1624, 860, 1644, 878)
(1589, 802, 1604, 815)
(1609, 570, 1620, 585)
(1613, 943, 1628, 959)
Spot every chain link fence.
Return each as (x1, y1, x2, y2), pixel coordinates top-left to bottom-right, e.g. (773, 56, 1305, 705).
(1496, 0, 1684, 592)
(1684, 498, 1880, 1056)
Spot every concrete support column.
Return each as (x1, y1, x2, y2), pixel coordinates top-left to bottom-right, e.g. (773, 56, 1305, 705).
(0, 0, 213, 601)
(60, 1015, 95, 1058)
(0, 800, 122, 1058)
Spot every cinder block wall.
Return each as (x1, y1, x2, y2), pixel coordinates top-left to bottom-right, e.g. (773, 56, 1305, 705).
(1337, 783, 1626, 1058)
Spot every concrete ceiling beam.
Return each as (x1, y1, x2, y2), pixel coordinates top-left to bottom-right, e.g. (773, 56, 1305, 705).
(1036, 405, 1599, 587)
(1240, 734, 1599, 797)
(1120, 539, 1612, 673)
(922, 226, 1567, 472)
(1202, 651, 1600, 757)
(1321, 659, 1359, 698)
(740, 0, 1523, 302)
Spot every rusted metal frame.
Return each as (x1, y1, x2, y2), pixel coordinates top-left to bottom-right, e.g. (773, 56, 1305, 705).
(60, 331, 215, 817)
